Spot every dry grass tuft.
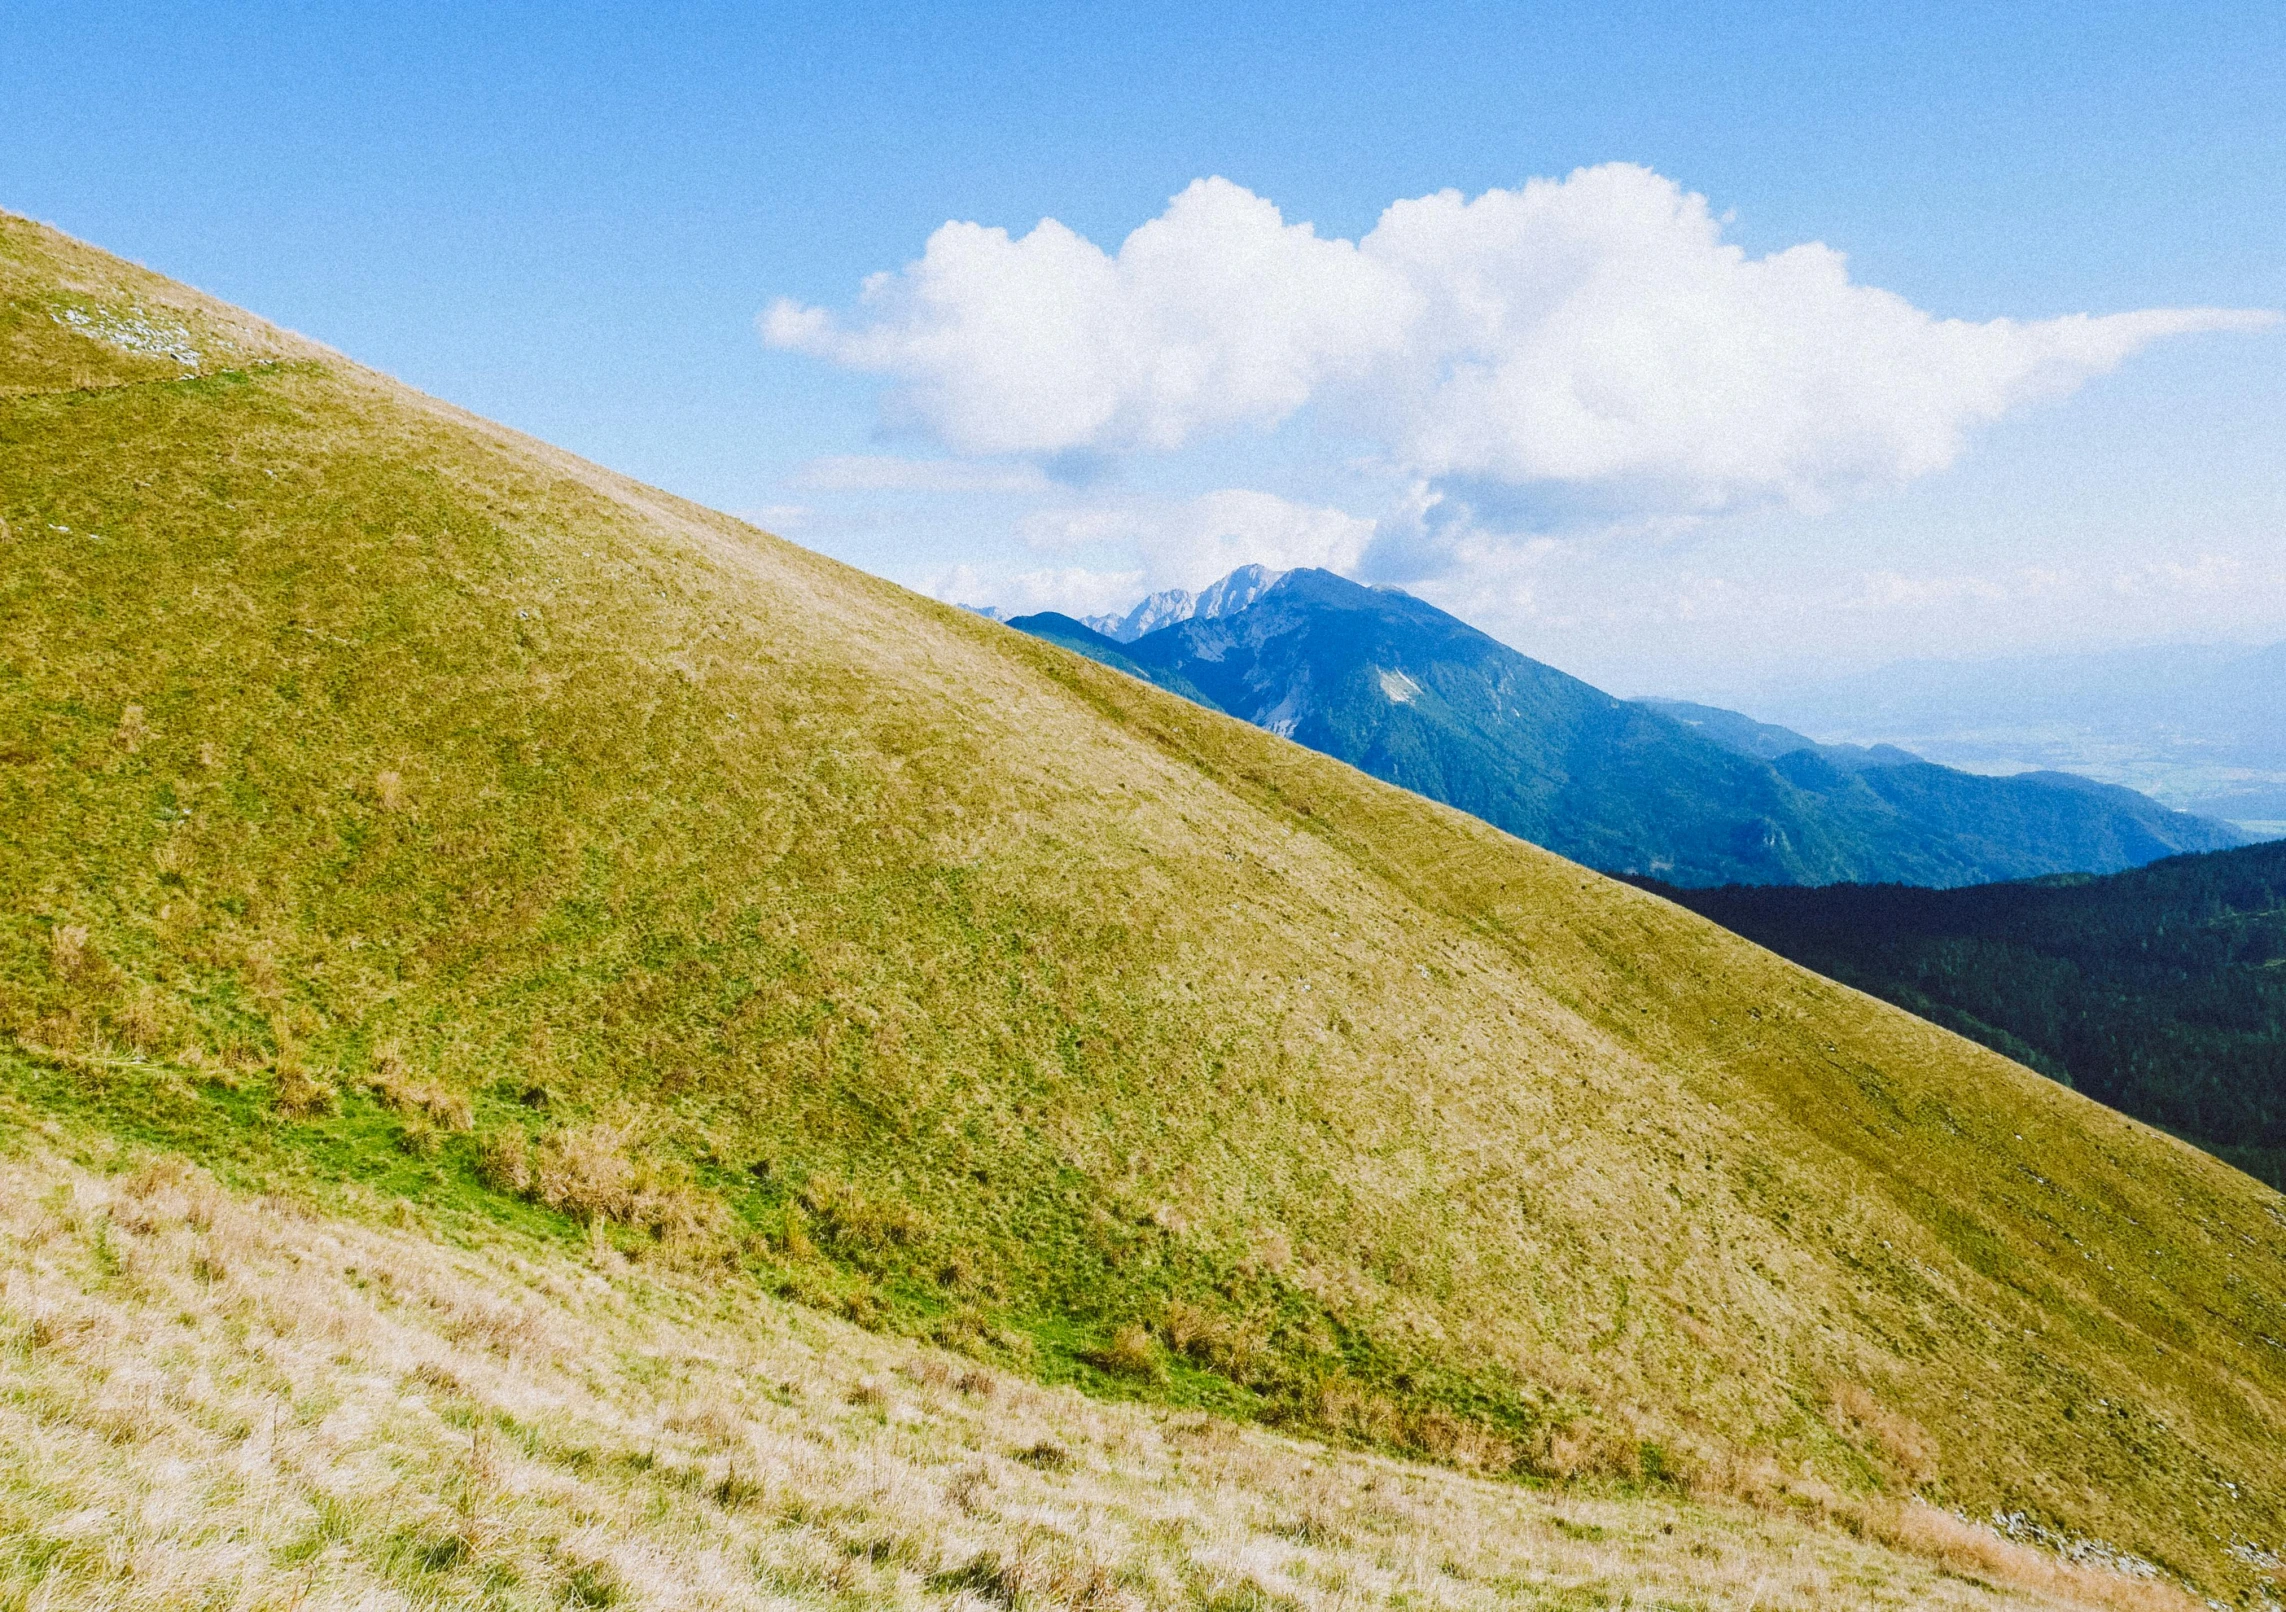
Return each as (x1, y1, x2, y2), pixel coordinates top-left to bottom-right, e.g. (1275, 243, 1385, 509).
(531, 1122, 642, 1222)
(47, 923, 89, 980)
(1090, 1322, 1164, 1380)
(474, 1127, 533, 1194)
(113, 990, 168, 1052)
(271, 1057, 340, 1118)
(474, 1123, 730, 1258)
(1832, 1382, 1940, 1487)
(374, 767, 406, 811)
(367, 1046, 473, 1131)
(799, 1174, 928, 1255)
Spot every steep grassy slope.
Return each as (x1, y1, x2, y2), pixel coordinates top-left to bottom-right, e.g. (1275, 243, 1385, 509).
(4, 211, 2286, 1600)
(1641, 841, 2286, 1191)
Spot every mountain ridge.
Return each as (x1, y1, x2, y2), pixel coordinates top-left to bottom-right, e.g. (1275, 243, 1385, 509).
(1080, 561, 1288, 641)
(1634, 696, 1927, 771)
(1016, 566, 2245, 887)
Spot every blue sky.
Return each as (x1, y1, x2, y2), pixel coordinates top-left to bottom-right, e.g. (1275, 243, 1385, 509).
(6, 1, 2282, 694)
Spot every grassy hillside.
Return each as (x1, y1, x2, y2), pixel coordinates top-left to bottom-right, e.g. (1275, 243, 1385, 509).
(1641, 841, 2286, 1192)
(4, 210, 2286, 1602)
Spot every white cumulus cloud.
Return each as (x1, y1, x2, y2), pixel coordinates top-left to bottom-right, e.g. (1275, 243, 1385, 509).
(767, 178, 1404, 457)
(766, 165, 2276, 515)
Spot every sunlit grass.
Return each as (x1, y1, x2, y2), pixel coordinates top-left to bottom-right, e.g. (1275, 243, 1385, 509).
(0, 1140, 2196, 1612)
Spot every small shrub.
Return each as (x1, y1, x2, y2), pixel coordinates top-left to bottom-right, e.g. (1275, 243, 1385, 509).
(113, 992, 167, 1051)
(30, 1010, 81, 1050)
(479, 1124, 732, 1258)
(241, 950, 283, 1004)
(901, 1356, 958, 1391)
(1309, 1374, 1408, 1449)
(773, 1201, 814, 1261)
(532, 1124, 635, 1223)
(799, 1176, 927, 1257)
(1163, 1299, 1210, 1356)
(1531, 1417, 1642, 1483)
(1162, 1300, 1263, 1378)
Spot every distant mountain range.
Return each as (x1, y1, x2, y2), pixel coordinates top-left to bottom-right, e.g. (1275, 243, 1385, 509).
(1639, 839, 2286, 1190)
(1719, 640, 2286, 827)
(1009, 567, 2247, 887)
(1079, 562, 1287, 642)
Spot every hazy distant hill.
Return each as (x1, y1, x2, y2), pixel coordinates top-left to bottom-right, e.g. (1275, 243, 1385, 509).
(11, 209, 2286, 1600)
(1729, 641, 2286, 827)
(1646, 839, 2286, 1191)
(1019, 570, 2245, 888)
(1633, 697, 1925, 770)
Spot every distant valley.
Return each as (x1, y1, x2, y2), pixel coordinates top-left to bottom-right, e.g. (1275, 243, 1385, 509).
(1717, 641, 2286, 833)
(1007, 568, 2246, 888)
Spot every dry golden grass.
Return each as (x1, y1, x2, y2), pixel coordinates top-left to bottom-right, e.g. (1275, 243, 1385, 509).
(0, 1140, 2191, 1612)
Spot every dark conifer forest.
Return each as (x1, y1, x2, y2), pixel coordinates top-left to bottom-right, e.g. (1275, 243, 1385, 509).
(1643, 840, 2286, 1187)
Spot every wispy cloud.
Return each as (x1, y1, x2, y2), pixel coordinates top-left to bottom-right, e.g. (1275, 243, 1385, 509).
(929, 563, 1145, 619)
(736, 504, 812, 533)
(1019, 488, 1375, 591)
(794, 455, 1053, 495)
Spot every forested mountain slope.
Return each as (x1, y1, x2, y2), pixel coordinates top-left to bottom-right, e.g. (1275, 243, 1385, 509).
(5, 210, 2285, 1602)
(1017, 571, 2242, 887)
